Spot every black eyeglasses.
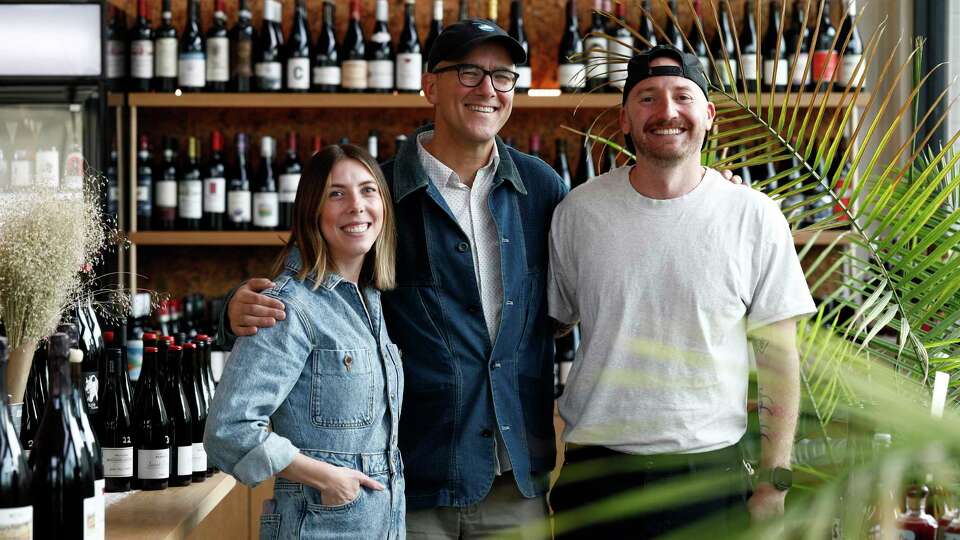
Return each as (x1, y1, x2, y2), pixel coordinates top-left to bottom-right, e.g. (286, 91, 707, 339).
(431, 63, 520, 93)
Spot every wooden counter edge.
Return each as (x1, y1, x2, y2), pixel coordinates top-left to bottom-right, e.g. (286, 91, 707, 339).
(106, 473, 237, 540)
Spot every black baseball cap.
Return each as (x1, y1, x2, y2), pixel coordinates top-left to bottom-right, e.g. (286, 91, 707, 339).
(426, 19, 527, 73)
(622, 45, 709, 104)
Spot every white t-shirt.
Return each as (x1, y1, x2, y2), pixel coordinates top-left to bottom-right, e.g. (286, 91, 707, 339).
(548, 166, 816, 455)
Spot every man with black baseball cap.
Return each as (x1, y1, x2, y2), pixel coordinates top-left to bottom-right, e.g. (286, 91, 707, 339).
(223, 18, 563, 539)
(547, 45, 814, 537)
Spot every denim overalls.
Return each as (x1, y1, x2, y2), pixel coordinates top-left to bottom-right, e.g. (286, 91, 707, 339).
(205, 248, 405, 539)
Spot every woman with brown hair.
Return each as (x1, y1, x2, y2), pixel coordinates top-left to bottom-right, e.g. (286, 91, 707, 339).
(205, 144, 405, 539)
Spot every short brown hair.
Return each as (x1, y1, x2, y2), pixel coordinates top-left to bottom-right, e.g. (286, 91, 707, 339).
(273, 144, 396, 290)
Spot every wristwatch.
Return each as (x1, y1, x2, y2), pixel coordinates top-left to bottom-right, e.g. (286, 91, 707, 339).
(757, 467, 793, 491)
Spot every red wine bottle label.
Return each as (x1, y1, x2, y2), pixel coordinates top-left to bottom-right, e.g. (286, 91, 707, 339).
(103, 447, 134, 477)
(313, 66, 341, 86)
(177, 446, 193, 476)
(253, 192, 279, 227)
(396, 53, 423, 91)
(811, 50, 839, 83)
(155, 38, 178, 78)
(131, 40, 155, 79)
(0, 506, 32, 538)
(178, 180, 203, 219)
(279, 174, 300, 203)
(207, 37, 230, 82)
(286, 58, 311, 90)
(203, 178, 226, 213)
(107, 40, 126, 79)
(367, 60, 395, 90)
(558, 63, 585, 89)
(137, 448, 170, 479)
(192, 442, 208, 473)
(342, 60, 368, 89)
(228, 191, 252, 223)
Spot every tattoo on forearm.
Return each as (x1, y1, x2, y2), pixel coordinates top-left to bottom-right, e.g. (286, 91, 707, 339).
(753, 337, 770, 355)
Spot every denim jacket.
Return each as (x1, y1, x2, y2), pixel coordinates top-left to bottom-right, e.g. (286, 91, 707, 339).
(380, 128, 566, 509)
(206, 248, 405, 538)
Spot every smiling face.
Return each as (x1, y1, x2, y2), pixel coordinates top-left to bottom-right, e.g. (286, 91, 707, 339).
(319, 158, 385, 276)
(424, 42, 515, 146)
(620, 56, 716, 167)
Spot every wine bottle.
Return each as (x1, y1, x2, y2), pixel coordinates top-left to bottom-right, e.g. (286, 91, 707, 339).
(0, 338, 32, 536)
(553, 139, 572, 190)
(558, 0, 585, 93)
(255, 0, 284, 91)
(129, 0, 154, 92)
(279, 131, 302, 230)
(739, 0, 759, 91)
(178, 0, 206, 91)
(762, 0, 789, 92)
(204, 130, 227, 231)
(487, 0, 498, 22)
(132, 346, 172, 491)
(154, 0, 178, 92)
(573, 139, 595, 188)
(811, 0, 838, 89)
(206, 0, 230, 92)
(227, 133, 252, 230)
(313, 0, 341, 92)
(637, 0, 657, 47)
(106, 5, 128, 91)
(458, 0, 469, 20)
(507, 0, 531, 92)
(688, 0, 709, 74)
(161, 345, 192, 487)
(137, 135, 154, 231)
(75, 299, 105, 419)
(396, 0, 423, 93)
(367, 0, 395, 93)
(96, 348, 133, 493)
(194, 336, 216, 476)
(155, 137, 177, 231)
(584, 0, 608, 92)
(367, 130, 380, 161)
(424, 1, 444, 76)
(66, 345, 104, 539)
(664, 0, 684, 50)
(285, 0, 312, 92)
(179, 137, 203, 231)
(786, 0, 812, 91)
(30, 333, 96, 538)
(711, 0, 737, 92)
(106, 140, 119, 221)
(342, 0, 368, 92)
(19, 347, 44, 461)
(230, 0, 256, 92)
(253, 136, 279, 231)
(181, 343, 207, 482)
(607, 1, 633, 92)
(837, 0, 864, 90)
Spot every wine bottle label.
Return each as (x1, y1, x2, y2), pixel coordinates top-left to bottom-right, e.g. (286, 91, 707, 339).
(584, 37, 608, 80)
(192, 442, 208, 473)
(516, 66, 532, 90)
(0, 505, 32, 539)
(811, 50, 839, 83)
(740, 53, 759, 81)
(367, 60, 395, 90)
(763, 59, 789, 87)
(211, 350, 227, 382)
(255, 62, 282, 90)
(607, 36, 634, 87)
(155, 38, 178, 78)
(228, 190, 252, 223)
(207, 37, 230, 82)
(137, 448, 170, 479)
(177, 445, 193, 476)
(791, 52, 811, 86)
(396, 53, 422, 91)
(313, 65, 341, 86)
(279, 173, 300, 203)
(155, 180, 177, 208)
(342, 60, 368, 89)
(286, 58, 311, 90)
(203, 177, 226, 213)
(179, 53, 206, 88)
(896, 531, 915, 540)
(127, 340, 143, 381)
(82, 496, 98, 539)
(34, 149, 60, 189)
(103, 447, 134, 477)
(83, 371, 99, 412)
(234, 41, 253, 78)
(715, 59, 738, 88)
(839, 54, 864, 87)
(558, 63, 585, 89)
(252, 192, 280, 227)
(131, 39, 155, 79)
(10, 160, 31, 187)
(263, 0, 282, 23)
(107, 39, 126, 79)
(178, 180, 203, 219)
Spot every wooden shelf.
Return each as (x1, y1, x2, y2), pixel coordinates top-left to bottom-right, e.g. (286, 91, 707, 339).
(119, 91, 868, 110)
(107, 92, 125, 107)
(128, 229, 850, 247)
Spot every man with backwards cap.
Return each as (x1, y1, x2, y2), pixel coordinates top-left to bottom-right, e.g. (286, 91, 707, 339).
(224, 20, 563, 538)
(547, 45, 816, 537)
